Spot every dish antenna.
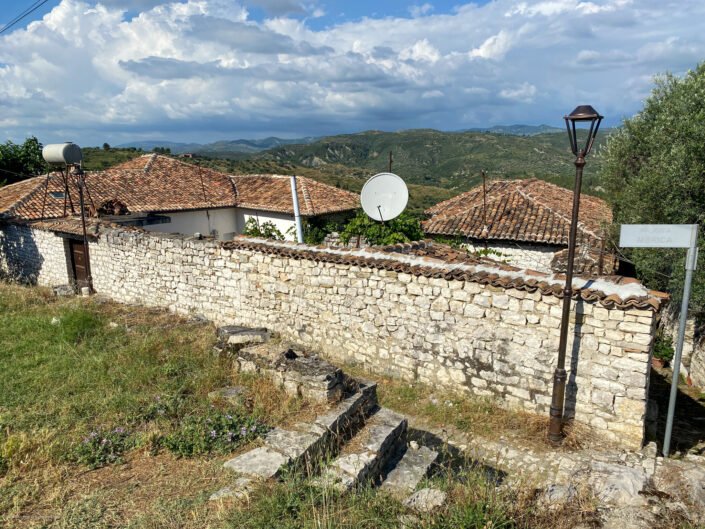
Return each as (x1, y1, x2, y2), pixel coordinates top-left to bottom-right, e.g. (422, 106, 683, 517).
(360, 172, 409, 222)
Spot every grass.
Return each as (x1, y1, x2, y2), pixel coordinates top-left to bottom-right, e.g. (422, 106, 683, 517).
(342, 364, 597, 453)
(0, 282, 305, 528)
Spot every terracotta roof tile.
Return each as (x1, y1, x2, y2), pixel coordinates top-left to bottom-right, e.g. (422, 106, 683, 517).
(0, 155, 359, 221)
(423, 179, 612, 247)
(231, 174, 359, 216)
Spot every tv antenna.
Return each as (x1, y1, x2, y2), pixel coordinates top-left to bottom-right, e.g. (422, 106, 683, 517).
(360, 172, 409, 223)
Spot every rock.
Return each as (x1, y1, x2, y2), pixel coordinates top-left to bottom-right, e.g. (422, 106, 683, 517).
(52, 284, 74, 297)
(217, 325, 270, 346)
(108, 321, 119, 329)
(381, 445, 438, 494)
(223, 447, 290, 479)
(208, 477, 254, 501)
(588, 461, 648, 507)
(543, 483, 577, 505)
(654, 458, 705, 523)
(403, 488, 446, 513)
(264, 428, 322, 461)
(208, 386, 246, 406)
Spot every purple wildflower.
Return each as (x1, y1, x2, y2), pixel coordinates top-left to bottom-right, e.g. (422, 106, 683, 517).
(249, 425, 257, 433)
(209, 430, 217, 439)
(240, 427, 248, 437)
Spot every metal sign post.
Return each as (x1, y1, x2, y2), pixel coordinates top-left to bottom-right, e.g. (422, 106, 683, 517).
(619, 224, 699, 456)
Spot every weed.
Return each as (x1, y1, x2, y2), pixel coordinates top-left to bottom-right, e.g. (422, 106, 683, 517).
(73, 427, 132, 469)
(160, 408, 268, 457)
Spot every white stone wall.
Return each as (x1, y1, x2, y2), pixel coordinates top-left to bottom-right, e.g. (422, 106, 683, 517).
(0, 224, 71, 285)
(0, 224, 658, 448)
(462, 241, 560, 273)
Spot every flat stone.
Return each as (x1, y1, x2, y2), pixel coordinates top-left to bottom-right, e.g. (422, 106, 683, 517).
(315, 466, 357, 492)
(264, 428, 322, 460)
(53, 284, 75, 297)
(333, 451, 377, 481)
(314, 380, 377, 434)
(403, 488, 446, 513)
(542, 483, 577, 505)
(223, 447, 290, 479)
(208, 477, 254, 501)
(207, 386, 246, 406)
(588, 461, 647, 507)
(381, 445, 438, 494)
(217, 325, 270, 345)
(362, 407, 407, 455)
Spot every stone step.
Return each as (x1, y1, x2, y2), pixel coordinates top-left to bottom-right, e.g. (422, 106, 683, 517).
(380, 444, 439, 495)
(316, 407, 408, 491)
(221, 381, 378, 482)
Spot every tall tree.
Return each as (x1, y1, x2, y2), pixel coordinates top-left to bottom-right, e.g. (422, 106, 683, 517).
(0, 137, 47, 185)
(600, 62, 705, 320)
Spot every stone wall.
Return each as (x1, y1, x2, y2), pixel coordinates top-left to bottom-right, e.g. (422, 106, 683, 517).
(0, 223, 659, 449)
(0, 224, 71, 285)
(462, 241, 560, 273)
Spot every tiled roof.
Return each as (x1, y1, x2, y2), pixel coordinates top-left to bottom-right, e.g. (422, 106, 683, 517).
(423, 179, 612, 247)
(231, 175, 359, 216)
(0, 155, 359, 221)
(221, 238, 665, 312)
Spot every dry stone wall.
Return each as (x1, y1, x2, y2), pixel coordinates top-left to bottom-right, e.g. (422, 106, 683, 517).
(0, 224, 658, 449)
(0, 224, 70, 285)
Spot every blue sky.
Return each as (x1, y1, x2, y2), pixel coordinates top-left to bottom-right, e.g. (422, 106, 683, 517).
(1, 0, 704, 146)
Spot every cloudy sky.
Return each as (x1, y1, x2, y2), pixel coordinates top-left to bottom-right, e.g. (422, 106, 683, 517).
(1, 0, 703, 146)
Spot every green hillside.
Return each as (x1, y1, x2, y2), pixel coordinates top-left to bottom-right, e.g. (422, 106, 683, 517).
(244, 129, 607, 194)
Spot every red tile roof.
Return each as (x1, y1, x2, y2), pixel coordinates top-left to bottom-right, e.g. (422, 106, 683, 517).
(232, 175, 359, 216)
(0, 155, 358, 221)
(423, 179, 612, 247)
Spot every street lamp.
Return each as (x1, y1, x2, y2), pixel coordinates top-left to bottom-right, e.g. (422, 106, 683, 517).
(548, 105, 603, 445)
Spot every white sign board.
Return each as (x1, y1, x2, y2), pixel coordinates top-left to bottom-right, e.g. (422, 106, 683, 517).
(619, 224, 698, 249)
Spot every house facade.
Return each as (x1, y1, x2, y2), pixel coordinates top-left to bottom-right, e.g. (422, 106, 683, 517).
(0, 154, 359, 287)
(423, 178, 614, 275)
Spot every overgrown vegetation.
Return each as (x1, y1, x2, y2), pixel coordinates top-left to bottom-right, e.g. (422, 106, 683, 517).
(601, 62, 705, 322)
(0, 136, 47, 185)
(242, 217, 288, 240)
(340, 210, 424, 246)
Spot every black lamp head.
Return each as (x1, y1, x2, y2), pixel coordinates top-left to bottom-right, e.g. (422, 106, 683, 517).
(564, 105, 603, 157)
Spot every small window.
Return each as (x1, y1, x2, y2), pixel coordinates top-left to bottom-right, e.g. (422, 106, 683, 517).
(50, 191, 65, 199)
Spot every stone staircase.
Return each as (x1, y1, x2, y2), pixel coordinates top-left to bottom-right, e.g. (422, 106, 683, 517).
(209, 332, 444, 507)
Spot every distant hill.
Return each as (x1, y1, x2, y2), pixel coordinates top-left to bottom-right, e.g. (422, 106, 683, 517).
(115, 141, 202, 153)
(246, 128, 608, 193)
(116, 136, 318, 155)
(459, 124, 563, 136)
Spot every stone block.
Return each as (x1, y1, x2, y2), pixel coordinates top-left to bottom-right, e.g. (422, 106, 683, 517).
(223, 447, 290, 479)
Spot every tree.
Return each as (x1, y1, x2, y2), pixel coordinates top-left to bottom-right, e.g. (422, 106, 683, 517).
(600, 62, 705, 320)
(103, 143, 111, 151)
(152, 147, 171, 155)
(0, 137, 47, 185)
(339, 210, 423, 246)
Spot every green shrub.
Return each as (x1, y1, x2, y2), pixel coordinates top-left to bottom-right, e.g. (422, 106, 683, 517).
(161, 408, 268, 457)
(339, 210, 423, 246)
(653, 333, 675, 361)
(242, 218, 286, 240)
(73, 427, 131, 469)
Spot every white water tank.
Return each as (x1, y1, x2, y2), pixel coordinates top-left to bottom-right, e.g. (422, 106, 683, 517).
(42, 142, 83, 165)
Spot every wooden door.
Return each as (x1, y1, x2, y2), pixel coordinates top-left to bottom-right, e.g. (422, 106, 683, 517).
(69, 239, 89, 289)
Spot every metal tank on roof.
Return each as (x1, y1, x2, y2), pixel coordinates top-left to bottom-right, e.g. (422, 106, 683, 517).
(42, 142, 83, 165)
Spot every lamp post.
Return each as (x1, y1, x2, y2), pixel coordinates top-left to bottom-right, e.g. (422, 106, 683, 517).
(548, 105, 603, 445)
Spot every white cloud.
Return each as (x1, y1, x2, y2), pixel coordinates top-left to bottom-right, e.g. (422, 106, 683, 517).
(0, 0, 704, 144)
(500, 82, 537, 102)
(409, 3, 433, 18)
(469, 30, 514, 60)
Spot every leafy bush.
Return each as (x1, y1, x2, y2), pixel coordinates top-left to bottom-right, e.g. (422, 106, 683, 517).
(653, 333, 675, 362)
(600, 62, 705, 322)
(160, 408, 268, 457)
(73, 427, 131, 469)
(339, 210, 423, 246)
(242, 218, 286, 240)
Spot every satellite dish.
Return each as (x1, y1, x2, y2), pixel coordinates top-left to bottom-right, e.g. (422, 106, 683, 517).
(360, 172, 409, 222)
